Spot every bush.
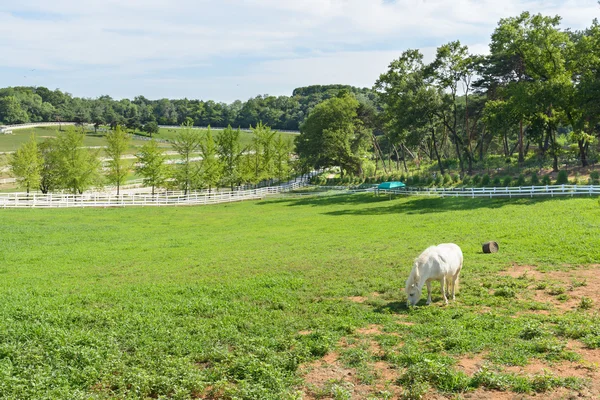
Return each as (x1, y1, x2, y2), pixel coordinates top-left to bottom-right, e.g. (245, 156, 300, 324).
(541, 175, 552, 185)
(452, 174, 460, 183)
(516, 174, 526, 186)
(443, 173, 452, 186)
(492, 176, 502, 186)
(481, 174, 490, 186)
(472, 175, 481, 186)
(530, 173, 539, 185)
(589, 171, 599, 185)
(556, 170, 569, 185)
(503, 176, 512, 187)
(412, 175, 420, 185)
(434, 174, 442, 186)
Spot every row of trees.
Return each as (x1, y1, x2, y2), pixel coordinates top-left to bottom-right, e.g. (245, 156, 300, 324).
(10, 124, 294, 195)
(0, 85, 375, 132)
(374, 12, 600, 175)
(295, 12, 600, 178)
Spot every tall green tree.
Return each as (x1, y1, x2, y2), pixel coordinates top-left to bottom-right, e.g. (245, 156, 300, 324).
(273, 134, 292, 182)
(55, 127, 102, 194)
(38, 139, 62, 194)
(374, 50, 447, 174)
(10, 135, 42, 194)
(216, 126, 244, 190)
(250, 122, 277, 183)
(199, 127, 220, 192)
(105, 125, 131, 195)
(135, 139, 168, 195)
(172, 123, 202, 194)
(296, 93, 371, 177)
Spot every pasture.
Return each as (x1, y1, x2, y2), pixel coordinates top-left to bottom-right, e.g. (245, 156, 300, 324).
(0, 127, 162, 154)
(0, 194, 599, 399)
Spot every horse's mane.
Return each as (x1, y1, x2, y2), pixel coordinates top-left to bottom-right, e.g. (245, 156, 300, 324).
(408, 245, 438, 286)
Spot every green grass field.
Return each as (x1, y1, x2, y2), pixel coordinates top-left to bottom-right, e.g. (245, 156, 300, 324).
(0, 127, 163, 154)
(1, 194, 599, 399)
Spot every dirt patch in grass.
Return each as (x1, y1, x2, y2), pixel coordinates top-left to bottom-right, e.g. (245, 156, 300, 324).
(457, 352, 488, 375)
(347, 296, 368, 303)
(464, 389, 528, 399)
(298, 330, 313, 335)
(300, 351, 401, 399)
(347, 292, 381, 304)
(504, 265, 600, 312)
(300, 325, 404, 398)
(356, 324, 383, 335)
(500, 264, 546, 280)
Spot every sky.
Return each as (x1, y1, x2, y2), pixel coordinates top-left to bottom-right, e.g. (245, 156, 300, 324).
(0, 0, 598, 103)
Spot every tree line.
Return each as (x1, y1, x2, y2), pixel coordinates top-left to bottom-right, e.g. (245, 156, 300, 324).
(296, 12, 600, 179)
(10, 124, 294, 195)
(0, 84, 375, 132)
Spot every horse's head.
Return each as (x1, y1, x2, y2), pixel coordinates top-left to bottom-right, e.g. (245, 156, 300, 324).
(405, 265, 422, 306)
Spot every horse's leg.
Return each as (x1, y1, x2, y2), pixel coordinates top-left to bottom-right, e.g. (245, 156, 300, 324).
(441, 278, 448, 304)
(451, 274, 459, 301)
(426, 281, 432, 305)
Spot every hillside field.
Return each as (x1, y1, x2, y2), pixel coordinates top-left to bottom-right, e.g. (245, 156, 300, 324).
(0, 194, 599, 399)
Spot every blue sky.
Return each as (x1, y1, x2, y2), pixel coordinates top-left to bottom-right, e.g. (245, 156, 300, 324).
(0, 0, 598, 103)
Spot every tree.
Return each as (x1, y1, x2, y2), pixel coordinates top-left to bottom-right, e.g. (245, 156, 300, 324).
(105, 125, 131, 195)
(250, 122, 277, 183)
(199, 127, 220, 192)
(38, 139, 62, 194)
(0, 96, 29, 124)
(374, 50, 447, 174)
(54, 127, 102, 194)
(10, 135, 42, 194)
(172, 123, 202, 194)
(273, 134, 292, 182)
(142, 121, 159, 137)
(135, 139, 168, 195)
(296, 93, 371, 177)
(216, 126, 244, 190)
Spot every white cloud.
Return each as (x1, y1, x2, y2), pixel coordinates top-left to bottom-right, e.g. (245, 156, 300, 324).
(0, 0, 597, 100)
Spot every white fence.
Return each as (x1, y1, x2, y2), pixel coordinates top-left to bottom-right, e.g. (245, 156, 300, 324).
(381, 185, 600, 198)
(0, 181, 308, 208)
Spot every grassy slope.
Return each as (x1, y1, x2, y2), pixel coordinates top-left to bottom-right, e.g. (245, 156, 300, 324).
(0, 195, 599, 399)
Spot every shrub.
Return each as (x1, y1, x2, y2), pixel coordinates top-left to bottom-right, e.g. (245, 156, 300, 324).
(494, 287, 516, 298)
(530, 172, 539, 185)
(516, 174, 526, 186)
(520, 323, 544, 340)
(472, 175, 481, 186)
(503, 176, 512, 187)
(481, 174, 490, 186)
(579, 296, 593, 310)
(443, 173, 452, 186)
(412, 175, 420, 185)
(555, 170, 569, 185)
(434, 175, 442, 186)
(541, 175, 552, 185)
(452, 174, 460, 183)
(492, 176, 502, 186)
(589, 171, 599, 185)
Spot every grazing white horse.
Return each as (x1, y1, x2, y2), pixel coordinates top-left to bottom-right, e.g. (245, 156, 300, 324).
(405, 243, 463, 306)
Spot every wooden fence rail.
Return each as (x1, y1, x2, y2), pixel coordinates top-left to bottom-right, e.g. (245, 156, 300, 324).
(380, 185, 600, 198)
(1, 183, 598, 208)
(0, 181, 309, 208)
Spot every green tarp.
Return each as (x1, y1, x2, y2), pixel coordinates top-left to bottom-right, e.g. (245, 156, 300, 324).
(377, 181, 406, 190)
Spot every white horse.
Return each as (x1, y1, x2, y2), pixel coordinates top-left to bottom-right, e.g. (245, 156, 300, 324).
(405, 243, 463, 306)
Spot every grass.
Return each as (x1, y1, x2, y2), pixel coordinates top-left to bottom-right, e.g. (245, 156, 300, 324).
(0, 194, 599, 398)
(0, 127, 161, 154)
